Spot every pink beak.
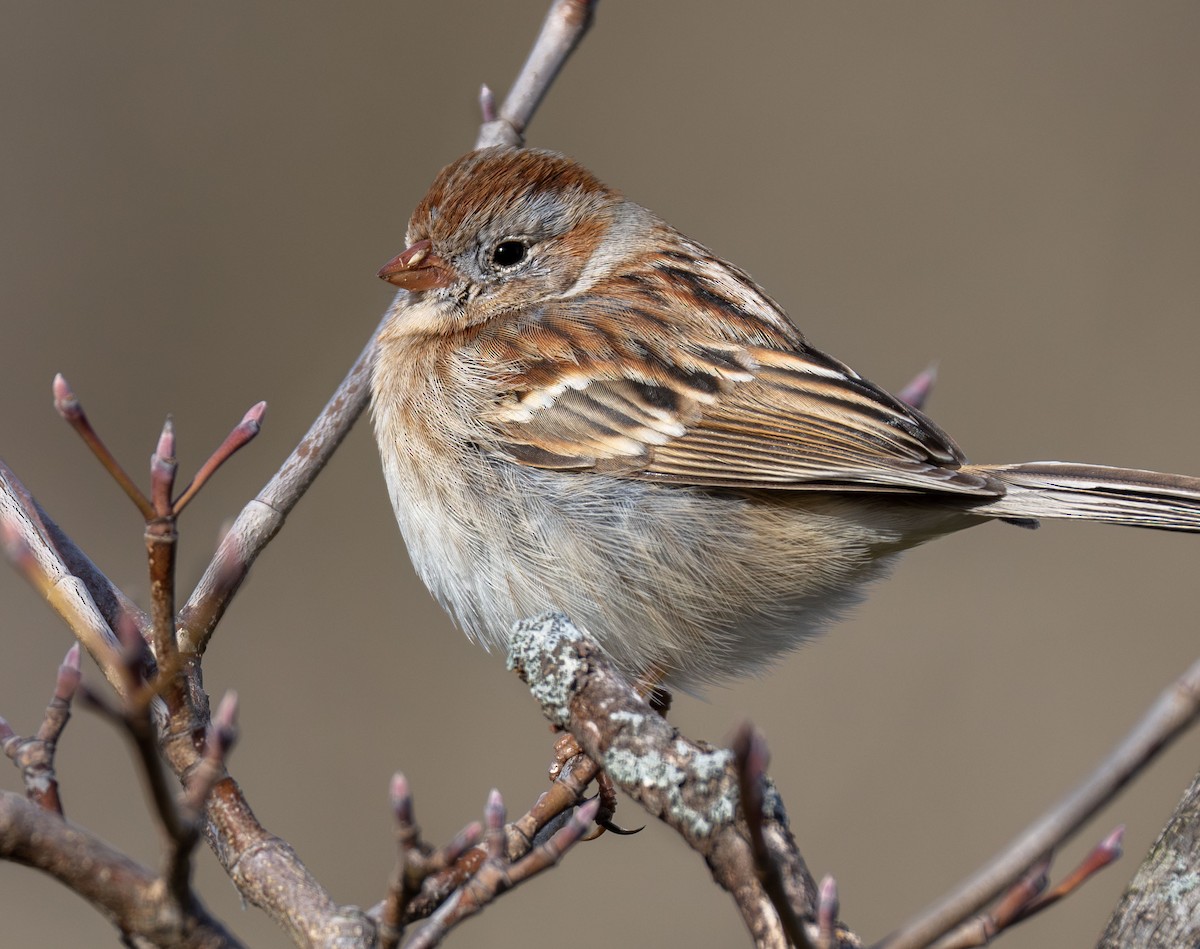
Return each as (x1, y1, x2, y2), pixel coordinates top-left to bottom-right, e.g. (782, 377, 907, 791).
(377, 239, 453, 291)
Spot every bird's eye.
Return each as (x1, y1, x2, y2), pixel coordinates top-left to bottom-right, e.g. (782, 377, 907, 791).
(491, 240, 528, 268)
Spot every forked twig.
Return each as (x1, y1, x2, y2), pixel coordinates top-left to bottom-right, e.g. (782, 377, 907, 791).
(406, 791, 599, 949)
(0, 643, 81, 815)
(377, 773, 483, 949)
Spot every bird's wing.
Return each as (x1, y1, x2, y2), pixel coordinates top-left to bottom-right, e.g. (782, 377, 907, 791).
(477, 297, 1001, 497)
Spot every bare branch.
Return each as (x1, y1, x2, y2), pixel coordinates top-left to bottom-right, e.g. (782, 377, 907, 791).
(0, 790, 243, 948)
(877, 655, 1200, 949)
(398, 746, 600, 926)
(1, 458, 149, 634)
(378, 772, 483, 949)
(0, 471, 128, 691)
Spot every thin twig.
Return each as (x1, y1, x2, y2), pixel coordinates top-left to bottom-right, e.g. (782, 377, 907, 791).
(400, 750, 599, 925)
(0, 790, 244, 948)
(167, 692, 240, 918)
(1010, 827, 1122, 921)
(0, 643, 80, 814)
(53, 374, 155, 519)
(928, 860, 1050, 949)
(475, 0, 597, 149)
(173, 402, 267, 516)
(407, 793, 599, 949)
(179, 691, 239, 820)
(734, 723, 816, 949)
(146, 418, 183, 714)
(877, 656, 1200, 949)
(378, 773, 483, 949)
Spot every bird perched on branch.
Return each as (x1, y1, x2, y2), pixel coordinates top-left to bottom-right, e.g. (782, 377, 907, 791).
(371, 146, 1200, 691)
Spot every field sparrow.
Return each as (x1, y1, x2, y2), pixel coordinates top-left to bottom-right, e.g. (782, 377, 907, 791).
(371, 146, 1200, 690)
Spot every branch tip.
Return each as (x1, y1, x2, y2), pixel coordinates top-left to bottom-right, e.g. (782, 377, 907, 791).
(52, 372, 80, 419)
(171, 400, 268, 517)
(485, 789, 506, 859)
(150, 417, 178, 517)
(54, 650, 83, 703)
(1100, 825, 1125, 859)
(242, 400, 267, 428)
(212, 690, 239, 748)
(391, 772, 413, 825)
(897, 363, 938, 410)
(819, 874, 839, 931)
(154, 416, 177, 465)
(479, 84, 497, 123)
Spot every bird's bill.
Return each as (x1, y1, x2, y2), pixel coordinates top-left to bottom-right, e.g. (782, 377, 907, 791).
(377, 239, 453, 291)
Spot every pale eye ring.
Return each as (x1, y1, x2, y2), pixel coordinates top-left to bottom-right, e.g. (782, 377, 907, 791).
(491, 239, 528, 268)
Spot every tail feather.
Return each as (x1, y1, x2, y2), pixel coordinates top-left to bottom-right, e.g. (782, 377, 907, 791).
(962, 461, 1200, 532)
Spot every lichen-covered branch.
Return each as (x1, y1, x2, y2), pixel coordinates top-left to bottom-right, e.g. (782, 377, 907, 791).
(506, 611, 859, 949)
(1098, 768, 1200, 948)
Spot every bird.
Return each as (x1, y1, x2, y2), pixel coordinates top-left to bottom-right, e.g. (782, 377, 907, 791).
(370, 145, 1200, 692)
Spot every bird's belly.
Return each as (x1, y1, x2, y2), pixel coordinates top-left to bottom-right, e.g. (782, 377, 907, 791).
(381, 444, 961, 689)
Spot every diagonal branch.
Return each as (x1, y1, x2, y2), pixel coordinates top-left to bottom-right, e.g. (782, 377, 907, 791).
(0, 462, 129, 691)
(876, 654, 1200, 949)
(177, 313, 386, 654)
(0, 790, 243, 949)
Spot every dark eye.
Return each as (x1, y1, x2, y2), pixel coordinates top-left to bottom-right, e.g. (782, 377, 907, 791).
(491, 240, 528, 267)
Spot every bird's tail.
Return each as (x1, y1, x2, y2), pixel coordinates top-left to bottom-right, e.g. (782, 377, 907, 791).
(962, 461, 1200, 532)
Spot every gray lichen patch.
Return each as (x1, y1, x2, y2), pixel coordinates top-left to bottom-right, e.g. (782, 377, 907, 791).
(1166, 866, 1200, 905)
(604, 742, 737, 838)
(507, 611, 586, 727)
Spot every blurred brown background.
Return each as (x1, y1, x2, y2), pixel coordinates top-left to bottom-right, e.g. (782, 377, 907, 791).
(2, 3, 1199, 946)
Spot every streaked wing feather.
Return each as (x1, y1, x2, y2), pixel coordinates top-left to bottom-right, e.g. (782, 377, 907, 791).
(488, 346, 1001, 496)
(479, 280, 1002, 498)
